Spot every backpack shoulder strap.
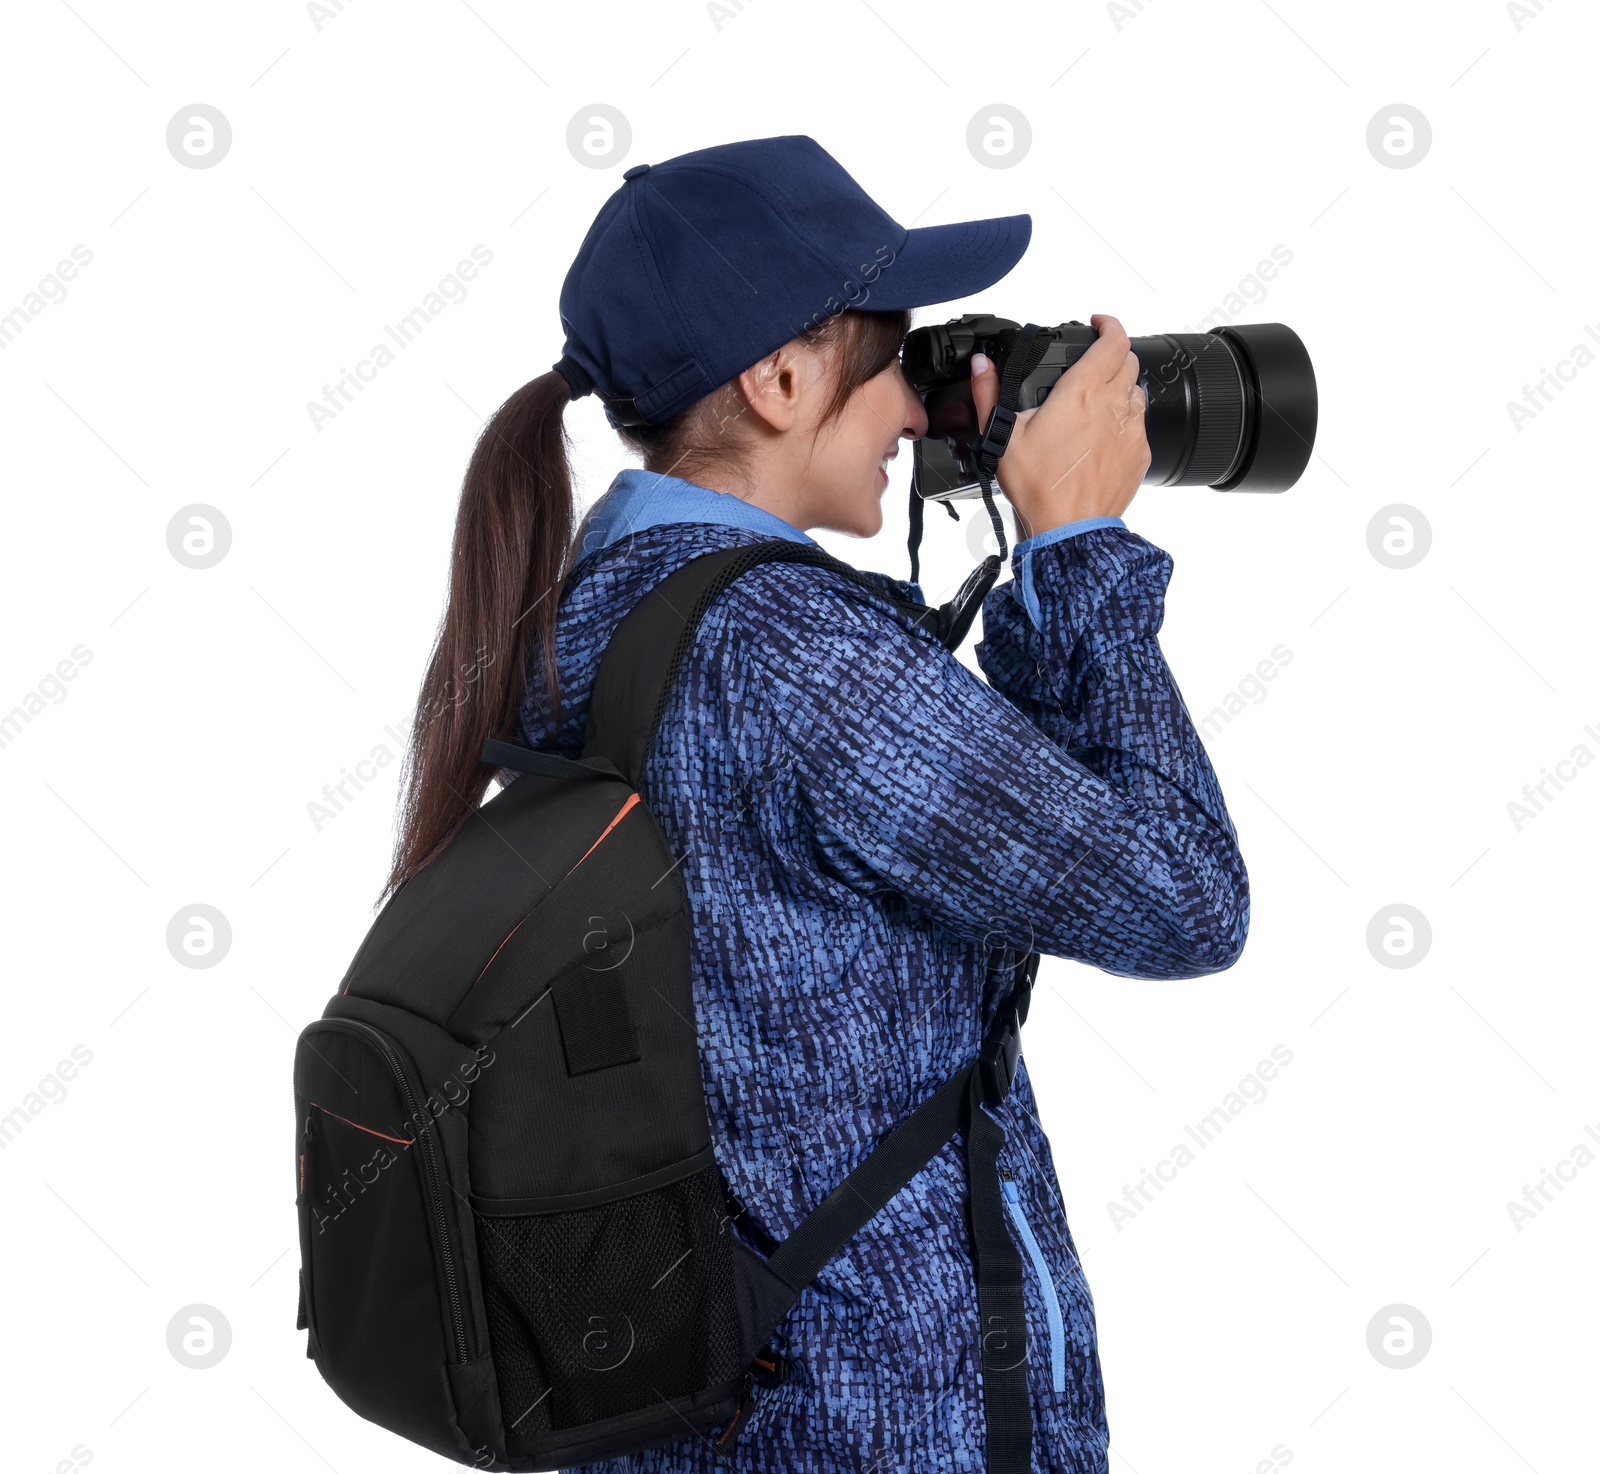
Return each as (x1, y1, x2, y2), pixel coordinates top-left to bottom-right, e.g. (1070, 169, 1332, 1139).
(580, 540, 937, 789)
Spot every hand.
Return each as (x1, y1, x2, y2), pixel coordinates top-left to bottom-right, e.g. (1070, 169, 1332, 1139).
(970, 314, 1150, 540)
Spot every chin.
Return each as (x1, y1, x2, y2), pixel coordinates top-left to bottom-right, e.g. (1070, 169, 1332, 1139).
(821, 496, 882, 539)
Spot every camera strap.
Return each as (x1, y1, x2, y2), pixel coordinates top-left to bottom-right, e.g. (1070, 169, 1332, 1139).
(908, 324, 1054, 653)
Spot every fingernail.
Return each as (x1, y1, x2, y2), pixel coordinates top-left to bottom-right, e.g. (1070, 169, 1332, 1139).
(971, 353, 990, 374)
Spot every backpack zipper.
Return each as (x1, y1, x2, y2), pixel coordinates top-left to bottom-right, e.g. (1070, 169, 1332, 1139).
(311, 1019, 470, 1365)
(1001, 1172, 1065, 1394)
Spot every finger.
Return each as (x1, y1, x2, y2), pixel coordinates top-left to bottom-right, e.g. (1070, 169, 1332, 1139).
(970, 351, 999, 429)
(1112, 348, 1141, 392)
(1082, 314, 1131, 381)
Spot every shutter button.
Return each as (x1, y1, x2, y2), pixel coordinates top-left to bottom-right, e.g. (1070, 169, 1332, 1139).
(623, 163, 651, 180)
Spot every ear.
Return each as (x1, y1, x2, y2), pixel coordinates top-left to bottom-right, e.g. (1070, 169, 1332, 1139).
(735, 338, 816, 434)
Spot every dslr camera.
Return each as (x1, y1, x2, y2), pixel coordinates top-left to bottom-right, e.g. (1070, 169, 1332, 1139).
(901, 316, 1319, 501)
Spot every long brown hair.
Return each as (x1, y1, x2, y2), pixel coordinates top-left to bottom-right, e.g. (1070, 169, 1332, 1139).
(385, 306, 911, 900)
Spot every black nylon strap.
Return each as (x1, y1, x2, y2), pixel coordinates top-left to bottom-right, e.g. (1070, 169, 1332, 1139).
(480, 736, 620, 781)
(766, 1065, 974, 1292)
(996, 324, 1052, 427)
(973, 323, 1055, 568)
(907, 475, 925, 587)
(965, 1068, 1032, 1472)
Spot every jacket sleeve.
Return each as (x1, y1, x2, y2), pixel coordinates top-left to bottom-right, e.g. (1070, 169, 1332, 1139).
(728, 526, 1249, 980)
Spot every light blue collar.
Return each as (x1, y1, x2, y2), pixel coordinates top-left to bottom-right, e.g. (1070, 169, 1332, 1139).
(573, 468, 820, 559)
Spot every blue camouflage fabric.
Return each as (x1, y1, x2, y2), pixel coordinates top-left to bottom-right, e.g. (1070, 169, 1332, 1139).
(519, 469, 1250, 1473)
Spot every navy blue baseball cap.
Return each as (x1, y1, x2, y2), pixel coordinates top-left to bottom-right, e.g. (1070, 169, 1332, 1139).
(552, 134, 1031, 428)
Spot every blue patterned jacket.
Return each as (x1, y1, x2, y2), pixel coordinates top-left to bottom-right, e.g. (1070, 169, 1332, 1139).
(518, 469, 1250, 1473)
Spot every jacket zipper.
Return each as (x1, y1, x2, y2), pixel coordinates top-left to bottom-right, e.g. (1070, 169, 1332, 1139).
(312, 1019, 470, 1365)
(1002, 1173, 1065, 1394)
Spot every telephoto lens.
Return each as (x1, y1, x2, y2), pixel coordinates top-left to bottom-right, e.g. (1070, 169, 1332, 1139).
(902, 315, 1319, 501)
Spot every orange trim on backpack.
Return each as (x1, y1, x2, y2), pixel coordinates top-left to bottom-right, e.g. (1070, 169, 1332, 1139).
(474, 914, 528, 983)
(308, 1100, 415, 1146)
(715, 1405, 745, 1446)
(563, 792, 641, 878)
(472, 794, 641, 981)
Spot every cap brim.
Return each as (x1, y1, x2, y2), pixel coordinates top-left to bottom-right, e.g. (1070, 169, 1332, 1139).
(863, 213, 1032, 312)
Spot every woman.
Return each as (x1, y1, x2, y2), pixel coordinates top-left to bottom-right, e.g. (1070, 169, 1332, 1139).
(388, 136, 1248, 1473)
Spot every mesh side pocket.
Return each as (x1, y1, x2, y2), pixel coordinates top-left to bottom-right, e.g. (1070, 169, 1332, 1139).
(474, 1164, 743, 1444)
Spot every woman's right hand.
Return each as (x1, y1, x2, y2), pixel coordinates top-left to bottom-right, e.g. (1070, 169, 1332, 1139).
(969, 313, 1150, 540)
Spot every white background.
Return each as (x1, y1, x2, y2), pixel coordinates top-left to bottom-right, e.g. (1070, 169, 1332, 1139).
(2, 1, 1595, 1470)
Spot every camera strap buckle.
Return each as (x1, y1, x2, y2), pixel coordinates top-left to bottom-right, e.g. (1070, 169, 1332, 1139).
(974, 402, 1017, 479)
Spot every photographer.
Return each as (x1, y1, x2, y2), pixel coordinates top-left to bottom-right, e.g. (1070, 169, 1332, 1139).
(391, 134, 1248, 1472)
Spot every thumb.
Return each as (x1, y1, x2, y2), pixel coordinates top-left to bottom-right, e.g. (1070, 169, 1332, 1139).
(970, 352, 999, 430)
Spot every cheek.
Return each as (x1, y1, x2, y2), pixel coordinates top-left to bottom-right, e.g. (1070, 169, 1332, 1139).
(850, 384, 901, 452)
(826, 410, 884, 472)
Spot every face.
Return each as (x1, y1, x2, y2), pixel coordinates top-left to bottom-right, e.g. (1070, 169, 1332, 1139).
(798, 355, 930, 537)
(724, 336, 930, 539)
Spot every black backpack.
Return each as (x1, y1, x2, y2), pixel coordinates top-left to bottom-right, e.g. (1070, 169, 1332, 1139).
(292, 540, 1039, 1471)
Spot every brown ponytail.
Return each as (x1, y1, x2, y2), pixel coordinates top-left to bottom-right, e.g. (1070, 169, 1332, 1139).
(385, 306, 910, 901)
(385, 370, 577, 899)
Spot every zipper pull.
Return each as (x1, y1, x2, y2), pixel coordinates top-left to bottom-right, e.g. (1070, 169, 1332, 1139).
(712, 1371, 755, 1456)
(751, 1349, 790, 1384)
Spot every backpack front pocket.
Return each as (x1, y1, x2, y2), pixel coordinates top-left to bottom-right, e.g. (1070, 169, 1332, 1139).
(294, 1016, 486, 1461)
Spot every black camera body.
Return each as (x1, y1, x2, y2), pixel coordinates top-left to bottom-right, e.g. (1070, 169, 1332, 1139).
(902, 315, 1318, 501)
